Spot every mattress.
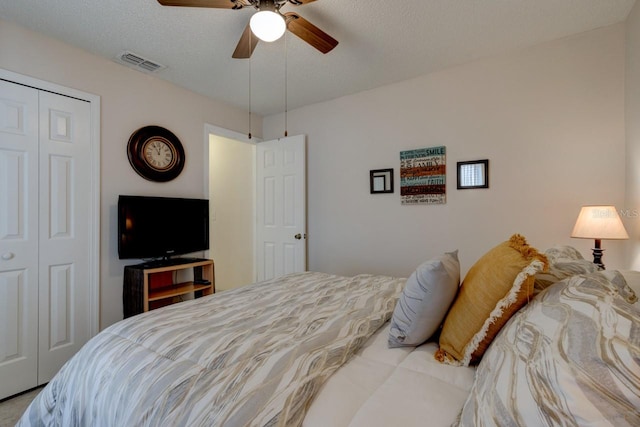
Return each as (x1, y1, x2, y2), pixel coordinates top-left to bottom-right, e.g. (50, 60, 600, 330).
(304, 323, 476, 427)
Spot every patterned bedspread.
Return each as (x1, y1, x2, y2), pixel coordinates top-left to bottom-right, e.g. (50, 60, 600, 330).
(18, 272, 405, 427)
(458, 271, 640, 426)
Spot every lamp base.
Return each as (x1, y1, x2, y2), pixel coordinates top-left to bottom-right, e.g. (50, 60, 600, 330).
(591, 239, 605, 270)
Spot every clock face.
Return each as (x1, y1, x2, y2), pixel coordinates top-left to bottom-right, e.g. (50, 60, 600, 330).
(127, 126, 185, 182)
(142, 138, 176, 171)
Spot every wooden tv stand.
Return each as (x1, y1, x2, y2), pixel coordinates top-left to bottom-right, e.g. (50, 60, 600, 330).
(123, 258, 214, 318)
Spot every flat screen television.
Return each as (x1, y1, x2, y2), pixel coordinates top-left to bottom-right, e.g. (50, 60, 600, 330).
(118, 195, 209, 260)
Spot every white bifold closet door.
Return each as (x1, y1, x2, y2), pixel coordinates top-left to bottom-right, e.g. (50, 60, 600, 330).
(0, 79, 92, 399)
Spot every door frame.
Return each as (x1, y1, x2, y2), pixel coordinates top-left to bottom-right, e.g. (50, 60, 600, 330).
(0, 68, 101, 336)
(203, 124, 260, 283)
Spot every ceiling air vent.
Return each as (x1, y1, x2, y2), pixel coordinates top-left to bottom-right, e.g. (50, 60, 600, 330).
(115, 51, 166, 73)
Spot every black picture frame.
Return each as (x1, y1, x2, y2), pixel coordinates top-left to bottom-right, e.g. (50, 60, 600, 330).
(370, 169, 394, 194)
(457, 160, 489, 189)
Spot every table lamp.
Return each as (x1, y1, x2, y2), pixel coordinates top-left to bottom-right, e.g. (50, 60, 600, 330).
(571, 205, 629, 270)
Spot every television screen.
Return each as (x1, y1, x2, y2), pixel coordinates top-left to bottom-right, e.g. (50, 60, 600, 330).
(118, 195, 209, 260)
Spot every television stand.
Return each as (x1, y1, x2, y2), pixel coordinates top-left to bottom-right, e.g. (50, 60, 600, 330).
(123, 258, 214, 318)
(140, 257, 202, 268)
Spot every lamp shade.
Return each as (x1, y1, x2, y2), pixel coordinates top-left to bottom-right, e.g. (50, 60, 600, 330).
(571, 205, 629, 240)
(250, 10, 286, 42)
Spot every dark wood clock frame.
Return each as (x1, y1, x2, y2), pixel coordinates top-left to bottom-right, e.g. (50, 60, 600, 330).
(127, 125, 185, 182)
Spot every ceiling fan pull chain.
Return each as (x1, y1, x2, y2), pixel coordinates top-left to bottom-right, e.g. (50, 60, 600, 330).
(284, 29, 288, 137)
(248, 32, 253, 140)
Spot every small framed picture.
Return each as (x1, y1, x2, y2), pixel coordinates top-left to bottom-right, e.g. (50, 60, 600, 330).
(457, 160, 489, 189)
(370, 169, 394, 194)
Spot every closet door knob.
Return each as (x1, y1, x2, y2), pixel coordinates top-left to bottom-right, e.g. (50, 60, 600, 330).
(2, 252, 15, 260)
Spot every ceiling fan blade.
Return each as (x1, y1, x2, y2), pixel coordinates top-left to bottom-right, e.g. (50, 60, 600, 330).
(157, 0, 243, 8)
(287, 0, 318, 5)
(232, 21, 259, 59)
(284, 12, 338, 54)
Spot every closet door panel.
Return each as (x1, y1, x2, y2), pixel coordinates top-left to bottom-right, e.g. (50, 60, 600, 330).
(37, 91, 91, 384)
(0, 80, 39, 400)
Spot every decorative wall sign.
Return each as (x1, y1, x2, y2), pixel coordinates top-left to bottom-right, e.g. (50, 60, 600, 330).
(370, 169, 394, 194)
(457, 159, 489, 189)
(400, 146, 446, 205)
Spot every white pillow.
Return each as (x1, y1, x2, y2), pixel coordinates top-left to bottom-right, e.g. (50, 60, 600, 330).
(388, 251, 460, 348)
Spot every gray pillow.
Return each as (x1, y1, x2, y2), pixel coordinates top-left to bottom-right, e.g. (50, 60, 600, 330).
(388, 251, 460, 348)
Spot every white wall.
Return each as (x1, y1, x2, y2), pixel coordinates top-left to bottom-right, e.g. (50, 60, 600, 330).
(0, 19, 262, 329)
(1, 16, 631, 327)
(209, 135, 255, 291)
(626, 3, 640, 269)
(264, 24, 627, 278)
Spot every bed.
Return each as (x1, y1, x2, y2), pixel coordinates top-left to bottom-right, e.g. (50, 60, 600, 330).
(17, 237, 640, 427)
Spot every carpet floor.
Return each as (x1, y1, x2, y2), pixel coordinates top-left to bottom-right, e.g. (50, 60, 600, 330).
(0, 387, 43, 427)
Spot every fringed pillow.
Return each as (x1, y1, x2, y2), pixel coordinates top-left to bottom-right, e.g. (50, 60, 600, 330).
(435, 234, 548, 366)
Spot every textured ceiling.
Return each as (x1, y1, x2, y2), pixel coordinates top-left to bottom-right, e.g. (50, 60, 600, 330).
(0, 0, 636, 116)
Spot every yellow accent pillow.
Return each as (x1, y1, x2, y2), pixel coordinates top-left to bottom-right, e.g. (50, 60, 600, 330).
(435, 234, 548, 366)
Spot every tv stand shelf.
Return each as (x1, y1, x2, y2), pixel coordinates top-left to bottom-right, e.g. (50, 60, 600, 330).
(123, 258, 214, 318)
(147, 282, 212, 302)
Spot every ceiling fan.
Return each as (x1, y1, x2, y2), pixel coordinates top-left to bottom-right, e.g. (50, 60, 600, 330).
(157, 0, 339, 59)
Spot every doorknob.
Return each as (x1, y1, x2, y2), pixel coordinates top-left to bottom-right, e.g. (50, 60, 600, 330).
(2, 252, 15, 260)
(294, 234, 302, 240)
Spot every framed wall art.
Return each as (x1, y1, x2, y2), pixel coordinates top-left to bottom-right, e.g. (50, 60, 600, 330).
(400, 146, 446, 205)
(457, 159, 489, 189)
(370, 168, 394, 194)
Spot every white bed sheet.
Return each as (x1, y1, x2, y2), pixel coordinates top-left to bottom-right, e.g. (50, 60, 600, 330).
(303, 323, 476, 427)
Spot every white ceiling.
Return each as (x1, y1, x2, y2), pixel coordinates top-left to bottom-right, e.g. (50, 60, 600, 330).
(0, 0, 636, 116)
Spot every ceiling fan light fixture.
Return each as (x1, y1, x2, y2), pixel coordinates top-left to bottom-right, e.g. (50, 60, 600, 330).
(250, 10, 286, 42)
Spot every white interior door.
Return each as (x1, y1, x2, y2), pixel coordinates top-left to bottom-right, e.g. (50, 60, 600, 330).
(37, 91, 92, 383)
(0, 80, 40, 399)
(256, 135, 306, 281)
(0, 79, 94, 398)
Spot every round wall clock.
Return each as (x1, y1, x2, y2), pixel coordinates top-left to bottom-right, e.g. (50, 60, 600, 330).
(127, 125, 185, 182)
